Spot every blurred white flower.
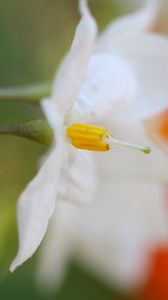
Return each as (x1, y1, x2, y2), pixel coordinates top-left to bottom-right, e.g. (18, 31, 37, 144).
(30, 0, 168, 292)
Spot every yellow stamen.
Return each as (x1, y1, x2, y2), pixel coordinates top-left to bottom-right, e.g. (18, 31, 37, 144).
(66, 122, 151, 154)
(67, 123, 111, 151)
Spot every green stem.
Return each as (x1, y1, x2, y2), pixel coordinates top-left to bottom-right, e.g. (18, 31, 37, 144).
(0, 119, 53, 145)
(0, 83, 51, 103)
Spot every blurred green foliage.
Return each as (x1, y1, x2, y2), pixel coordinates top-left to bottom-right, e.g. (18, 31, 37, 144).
(0, 0, 132, 299)
(0, 0, 121, 86)
(1, 263, 130, 300)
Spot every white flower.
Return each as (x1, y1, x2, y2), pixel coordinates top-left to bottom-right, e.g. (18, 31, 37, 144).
(10, 0, 97, 272)
(31, 0, 168, 292)
(10, 0, 168, 286)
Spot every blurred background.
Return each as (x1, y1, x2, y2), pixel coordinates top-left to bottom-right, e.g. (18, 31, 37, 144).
(0, 0, 168, 299)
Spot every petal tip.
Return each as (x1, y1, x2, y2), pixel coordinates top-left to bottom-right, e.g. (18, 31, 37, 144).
(9, 256, 21, 273)
(79, 0, 90, 17)
(10, 249, 35, 273)
(78, 0, 97, 36)
(9, 263, 17, 273)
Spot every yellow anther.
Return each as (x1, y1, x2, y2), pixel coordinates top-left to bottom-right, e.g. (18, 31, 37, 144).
(67, 123, 111, 151)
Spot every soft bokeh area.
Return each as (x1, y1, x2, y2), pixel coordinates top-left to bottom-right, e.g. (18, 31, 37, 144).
(0, 1, 168, 300)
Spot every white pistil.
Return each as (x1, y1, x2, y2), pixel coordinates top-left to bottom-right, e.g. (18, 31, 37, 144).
(106, 136, 151, 154)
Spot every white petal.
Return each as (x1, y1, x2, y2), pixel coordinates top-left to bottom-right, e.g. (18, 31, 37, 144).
(10, 146, 65, 272)
(36, 148, 97, 290)
(58, 146, 97, 204)
(41, 99, 64, 142)
(68, 53, 137, 123)
(97, 0, 158, 47)
(96, 33, 168, 118)
(66, 183, 168, 289)
(51, 0, 97, 117)
(36, 201, 75, 291)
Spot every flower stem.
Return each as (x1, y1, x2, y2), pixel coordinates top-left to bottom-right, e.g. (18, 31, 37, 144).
(0, 119, 53, 145)
(0, 83, 51, 103)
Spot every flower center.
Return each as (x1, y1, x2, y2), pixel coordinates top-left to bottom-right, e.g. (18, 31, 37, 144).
(67, 123, 151, 154)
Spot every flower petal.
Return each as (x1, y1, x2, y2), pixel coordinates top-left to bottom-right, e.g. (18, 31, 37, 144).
(36, 201, 75, 291)
(66, 183, 168, 289)
(144, 107, 168, 154)
(51, 0, 97, 117)
(58, 146, 97, 204)
(68, 53, 137, 123)
(36, 149, 97, 290)
(10, 146, 65, 272)
(97, 0, 158, 46)
(37, 182, 168, 290)
(96, 33, 168, 118)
